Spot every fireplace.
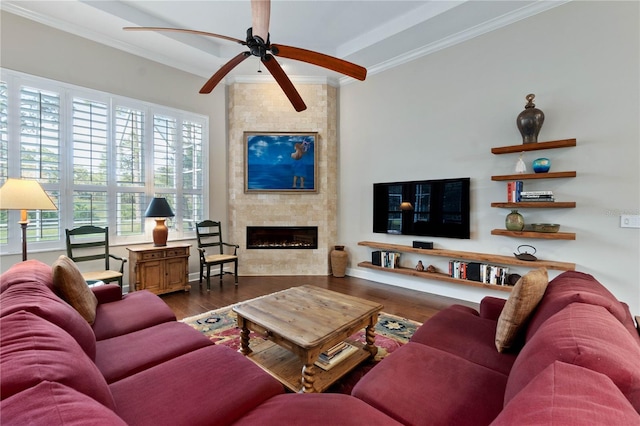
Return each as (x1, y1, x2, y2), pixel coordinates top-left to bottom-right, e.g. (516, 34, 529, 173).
(247, 226, 318, 249)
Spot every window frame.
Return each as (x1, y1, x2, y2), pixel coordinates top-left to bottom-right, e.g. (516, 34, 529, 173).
(0, 68, 209, 256)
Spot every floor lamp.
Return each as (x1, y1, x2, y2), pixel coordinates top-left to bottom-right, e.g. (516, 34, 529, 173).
(0, 178, 58, 261)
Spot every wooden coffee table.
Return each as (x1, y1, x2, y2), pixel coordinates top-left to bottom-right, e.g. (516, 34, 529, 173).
(232, 285, 383, 393)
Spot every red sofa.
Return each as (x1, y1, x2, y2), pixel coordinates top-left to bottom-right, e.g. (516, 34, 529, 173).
(0, 260, 400, 426)
(2, 260, 639, 425)
(352, 270, 640, 425)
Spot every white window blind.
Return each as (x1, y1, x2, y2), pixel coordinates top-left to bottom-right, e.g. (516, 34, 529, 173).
(20, 86, 61, 243)
(0, 69, 208, 256)
(0, 82, 8, 244)
(72, 98, 108, 186)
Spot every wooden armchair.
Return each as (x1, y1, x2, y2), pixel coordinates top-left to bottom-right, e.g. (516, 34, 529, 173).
(65, 226, 127, 287)
(196, 220, 239, 290)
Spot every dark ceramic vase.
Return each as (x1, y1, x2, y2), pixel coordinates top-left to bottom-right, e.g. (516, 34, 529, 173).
(516, 94, 544, 144)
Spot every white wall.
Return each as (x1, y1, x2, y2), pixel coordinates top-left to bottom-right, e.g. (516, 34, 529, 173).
(339, 1, 640, 313)
(0, 11, 228, 281)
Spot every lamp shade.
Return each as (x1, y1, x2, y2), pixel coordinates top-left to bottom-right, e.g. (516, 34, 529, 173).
(0, 178, 58, 261)
(0, 178, 57, 212)
(144, 197, 174, 218)
(400, 201, 414, 211)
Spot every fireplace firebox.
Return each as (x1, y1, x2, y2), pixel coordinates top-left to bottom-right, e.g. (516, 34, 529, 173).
(247, 226, 318, 249)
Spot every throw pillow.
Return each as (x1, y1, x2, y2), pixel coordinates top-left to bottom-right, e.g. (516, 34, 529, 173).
(52, 255, 98, 325)
(495, 268, 548, 352)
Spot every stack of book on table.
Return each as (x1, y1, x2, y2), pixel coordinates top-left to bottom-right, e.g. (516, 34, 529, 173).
(315, 341, 358, 371)
(520, 190, 554, 202)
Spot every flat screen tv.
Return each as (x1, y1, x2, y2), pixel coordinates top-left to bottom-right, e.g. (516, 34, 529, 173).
(373, 177, 470, 239)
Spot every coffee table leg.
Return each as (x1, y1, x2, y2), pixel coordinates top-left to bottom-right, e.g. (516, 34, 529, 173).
(301, 363, 317, 393)
(365, 318, 379, 358)
(237, 317, 252, 356)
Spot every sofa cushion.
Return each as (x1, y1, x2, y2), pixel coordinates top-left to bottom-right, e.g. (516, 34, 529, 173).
(234, 393, 404, 426)
(1, 381, 127, 426)
(493, 361, 640, 425)
(0, 310, 116, 410)
(410, 306, 516, 375)
(0, 259, 55, 293)
(52, 255, 98, 324)
(505, 303, 640, 410)
(92, 290, 176, 340)
(110, 345, 284, 426)
(495, 268, 548, 352)
(96, 321, 213, 383)
(525, 271, 631, 341)
(352, 342, 508, 426)
(0, 276, 97, 360)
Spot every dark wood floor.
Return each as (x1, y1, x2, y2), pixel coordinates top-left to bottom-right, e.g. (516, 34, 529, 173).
(160, 274, 480, 323)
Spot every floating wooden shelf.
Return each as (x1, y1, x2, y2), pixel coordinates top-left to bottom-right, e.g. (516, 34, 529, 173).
(491, 138, 576, 155)
(491, 202, 576, 208)
(491, 229, 576, 240)
(491, 171, 576, 181)
(358, 261, 514, 293)
(358, 241, 575, 271)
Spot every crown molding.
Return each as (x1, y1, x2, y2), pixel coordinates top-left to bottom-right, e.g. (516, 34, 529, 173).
(340, 0, 571, 86)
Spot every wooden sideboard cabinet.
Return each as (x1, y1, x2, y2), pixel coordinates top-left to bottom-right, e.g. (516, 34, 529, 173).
(127, 243, 191, 295)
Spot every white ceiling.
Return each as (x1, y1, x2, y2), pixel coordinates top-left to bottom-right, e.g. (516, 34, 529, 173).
(2, 1, 568, 86)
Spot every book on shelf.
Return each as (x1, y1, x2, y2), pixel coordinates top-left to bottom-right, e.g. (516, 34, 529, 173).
(506, 181, 523, 202)
(315, 342, 358, 371)
(521, 190, 553, 196)
(521, 191, 554, 200)
(380, 251, 401, 268)
(448, 260, 510, 286)
(520, 195, 555, 202)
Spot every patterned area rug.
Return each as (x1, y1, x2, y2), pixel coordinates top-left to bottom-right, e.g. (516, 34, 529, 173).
(181, 302, 421, 393)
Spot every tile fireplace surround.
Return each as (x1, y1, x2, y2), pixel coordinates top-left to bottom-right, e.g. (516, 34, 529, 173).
(226, 83, 338, 275)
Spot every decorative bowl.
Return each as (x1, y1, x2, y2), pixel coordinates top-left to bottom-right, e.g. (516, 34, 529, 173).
(532, 157, 551, 173)
(531, 223, 560, 233)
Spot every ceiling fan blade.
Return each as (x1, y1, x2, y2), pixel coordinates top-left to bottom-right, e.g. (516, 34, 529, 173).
(200, 52, 251, 94)
(123, 27, 246, 45)
(251, 0, 271, 42)
(261, 55, 307, 112)
(271, 44, 367, 81)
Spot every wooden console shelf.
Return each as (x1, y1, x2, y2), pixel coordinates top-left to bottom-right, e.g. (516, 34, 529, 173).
(491, 229, 576, 240)
(491, 138, 576, 154)
(358, 261, 513, 293)
(358, 241, 575, 271)
(358, 241, 574, 293)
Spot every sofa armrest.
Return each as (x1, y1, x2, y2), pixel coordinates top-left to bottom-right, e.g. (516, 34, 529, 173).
(92, 284, 123, 304)
(480, 296, 507, 320)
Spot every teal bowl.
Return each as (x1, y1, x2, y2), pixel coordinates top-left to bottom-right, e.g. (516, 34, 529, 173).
(532, 158, 551, 173)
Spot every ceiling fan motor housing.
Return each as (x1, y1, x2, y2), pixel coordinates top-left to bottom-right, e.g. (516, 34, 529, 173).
(246, 28, 272, 59)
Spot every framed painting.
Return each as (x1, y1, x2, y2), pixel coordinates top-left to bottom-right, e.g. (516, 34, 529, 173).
(244, 132, 318, 193)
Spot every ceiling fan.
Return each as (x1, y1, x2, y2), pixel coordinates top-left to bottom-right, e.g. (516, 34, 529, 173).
(123, 0, 367, 112)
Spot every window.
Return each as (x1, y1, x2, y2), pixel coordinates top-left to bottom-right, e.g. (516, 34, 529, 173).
(0, 69, 208, 255)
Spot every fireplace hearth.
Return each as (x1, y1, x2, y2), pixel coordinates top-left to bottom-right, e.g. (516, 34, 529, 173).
(247, 226, 318, 249)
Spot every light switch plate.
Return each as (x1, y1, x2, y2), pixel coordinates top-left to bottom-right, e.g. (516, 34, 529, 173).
(620, 215, 640, 228)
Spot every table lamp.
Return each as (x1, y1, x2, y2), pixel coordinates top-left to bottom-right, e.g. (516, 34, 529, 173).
(0, 178, 58, 261)
(144, 197, 174, 246)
